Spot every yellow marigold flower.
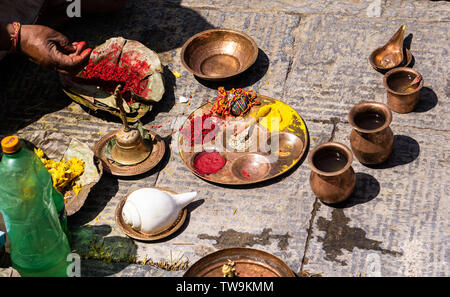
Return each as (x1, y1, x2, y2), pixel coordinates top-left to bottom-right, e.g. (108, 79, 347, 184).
(35, 148, 85, 198)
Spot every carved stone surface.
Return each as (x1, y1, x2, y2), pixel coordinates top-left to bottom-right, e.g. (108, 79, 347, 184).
(0, 0, 448, 277)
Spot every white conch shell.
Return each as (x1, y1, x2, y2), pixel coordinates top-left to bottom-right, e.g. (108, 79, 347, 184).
(122, 188, 197, 234)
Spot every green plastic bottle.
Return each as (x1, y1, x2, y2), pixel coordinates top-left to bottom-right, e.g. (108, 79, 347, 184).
(0, 136, 71, 277)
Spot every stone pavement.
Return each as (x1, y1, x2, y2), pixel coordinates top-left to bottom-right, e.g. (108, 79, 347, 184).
(0, 0, 448, 277)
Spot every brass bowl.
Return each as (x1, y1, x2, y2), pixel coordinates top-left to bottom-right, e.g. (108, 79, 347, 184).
(184, 247, 295, 277)
(231, 154, 271, 181)
(268, 132, 304, 160)
(181, 28, 258, 81)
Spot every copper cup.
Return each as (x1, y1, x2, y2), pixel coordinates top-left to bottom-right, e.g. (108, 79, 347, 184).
(383, 67, 424, 113)
(348, 102, 393, 165)
(308, 142, 356, 204)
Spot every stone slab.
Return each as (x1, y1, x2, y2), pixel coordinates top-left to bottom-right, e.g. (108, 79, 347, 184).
(0, 0, 448, 277)
(383, 0, 450, 22)
(283, 14, 449, 130)
(167, 0, 384, 17)
(302, 123, 449, 276)
(168, 0, 450, 20)
(147, 120, 333, 277)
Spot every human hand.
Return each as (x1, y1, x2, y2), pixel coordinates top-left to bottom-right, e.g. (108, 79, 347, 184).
(19, 25, 91, 75)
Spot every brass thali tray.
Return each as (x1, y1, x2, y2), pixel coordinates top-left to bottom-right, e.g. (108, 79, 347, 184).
(178, 95, 308, 185)
(184, 247, 294, 277)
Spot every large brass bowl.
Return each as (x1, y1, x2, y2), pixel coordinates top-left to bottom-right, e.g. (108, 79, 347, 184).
(181, 28, 258, 81)
(184, 247, 295, 277)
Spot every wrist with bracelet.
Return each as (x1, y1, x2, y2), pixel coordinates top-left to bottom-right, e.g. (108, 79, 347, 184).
(8, 22, 21, 53)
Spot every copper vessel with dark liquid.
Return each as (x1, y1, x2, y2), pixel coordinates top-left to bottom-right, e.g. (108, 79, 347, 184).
(308, 142, 356, 204)
(348, 102, 393, 165)
(383, 67, 423, 113)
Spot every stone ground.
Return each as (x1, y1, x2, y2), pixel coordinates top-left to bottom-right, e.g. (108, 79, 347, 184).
(0, 0, 449, 277)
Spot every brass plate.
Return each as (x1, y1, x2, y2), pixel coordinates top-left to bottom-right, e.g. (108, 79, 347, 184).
(115, 187, 187, 241)
(184, 247, 294, 277)
(178, 95, 308, 185)
(93, 129, 165, 177)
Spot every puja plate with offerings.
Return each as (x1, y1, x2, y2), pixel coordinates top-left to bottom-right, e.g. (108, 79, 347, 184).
(178, 88, 308, 185)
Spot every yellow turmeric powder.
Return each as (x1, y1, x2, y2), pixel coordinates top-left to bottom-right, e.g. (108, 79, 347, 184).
(253, 100, 299, 132)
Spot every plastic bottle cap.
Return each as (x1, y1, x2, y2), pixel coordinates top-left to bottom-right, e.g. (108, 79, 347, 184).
(1, 136, 20, 154)
(0, 231, 5, 248)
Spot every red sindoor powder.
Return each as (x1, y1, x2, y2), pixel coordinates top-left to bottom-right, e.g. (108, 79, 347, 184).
(182, 113, 221, 146)
(79, 59, 148, 103)
(241, 169, 251, 179)
(193, 152, 226, 175)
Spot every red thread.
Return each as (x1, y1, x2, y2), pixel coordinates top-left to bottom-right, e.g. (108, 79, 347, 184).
(10, 22, 21, 53)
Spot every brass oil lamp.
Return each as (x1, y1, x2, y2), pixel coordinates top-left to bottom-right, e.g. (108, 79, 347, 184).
(110, 85, 152, 165)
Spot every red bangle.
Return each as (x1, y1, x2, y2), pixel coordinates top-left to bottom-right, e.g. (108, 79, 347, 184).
(9, 22, 21, 53)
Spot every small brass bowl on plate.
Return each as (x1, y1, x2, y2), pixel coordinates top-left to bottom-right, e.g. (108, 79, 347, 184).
(231, 154, 271, 181)
(181, 28, 258, 81)
(268, 132, 304, 160)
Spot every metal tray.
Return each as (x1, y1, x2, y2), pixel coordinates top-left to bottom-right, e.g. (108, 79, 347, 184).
(178, 95, 308, 185)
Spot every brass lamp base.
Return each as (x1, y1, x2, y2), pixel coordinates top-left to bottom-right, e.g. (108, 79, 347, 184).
(110, 126, 152, 166)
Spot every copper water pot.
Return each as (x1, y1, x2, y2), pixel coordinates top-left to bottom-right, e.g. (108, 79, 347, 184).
(383, 67, 423, 113)
(348, 102, 393, 165)
(308, 142, 356, 204)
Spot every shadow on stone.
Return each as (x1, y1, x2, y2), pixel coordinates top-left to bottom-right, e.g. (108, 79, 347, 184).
(70, 224, 138, 277)
(364, 135, 420, 169)
(403, 34, 415, 68)
(404, 34, 413, 50)
(68, 174, 119, 227)
(61, 0, 215, 54)
(140, 66, 176, 125)
(194, 48, 270, 90)
(324, 173, 380, 209)
(0, 57, 73, 139)
(414, 87, 438, 113)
